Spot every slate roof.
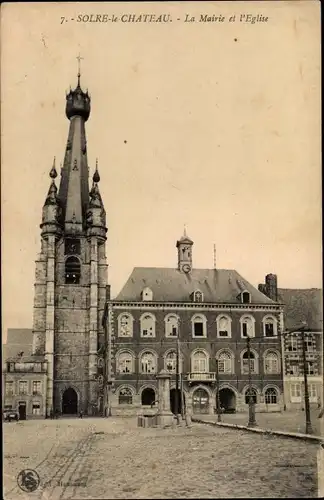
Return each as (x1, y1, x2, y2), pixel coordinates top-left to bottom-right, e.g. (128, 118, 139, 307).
(115, 267, 277, 304)
(278, 288, 323, 331)
(2, 329, 33, 367)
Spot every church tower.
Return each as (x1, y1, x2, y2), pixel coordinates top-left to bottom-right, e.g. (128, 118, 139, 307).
(32, 63, 108, 417)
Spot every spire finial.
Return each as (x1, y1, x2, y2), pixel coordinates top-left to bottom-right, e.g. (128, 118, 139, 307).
(183, 224, 187, 237)
(93, 158, 100, 183)
(76, 53, 84, 87)
(213, 243, 217, 270)
(49, 156, 57, 179)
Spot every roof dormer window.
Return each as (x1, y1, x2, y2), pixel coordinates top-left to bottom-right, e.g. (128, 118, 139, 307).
(142, 287, 153, 301)
(238, 291, 251, 304)
(193, 290, 203, 303)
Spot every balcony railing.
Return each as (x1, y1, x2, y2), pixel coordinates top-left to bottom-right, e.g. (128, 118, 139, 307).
(187, 372, 216, 382)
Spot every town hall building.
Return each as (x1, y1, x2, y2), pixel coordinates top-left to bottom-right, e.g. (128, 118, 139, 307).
(103, 233, 285, 416)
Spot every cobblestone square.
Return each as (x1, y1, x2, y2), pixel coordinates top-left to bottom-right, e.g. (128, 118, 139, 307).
(3, 417, 319, 499)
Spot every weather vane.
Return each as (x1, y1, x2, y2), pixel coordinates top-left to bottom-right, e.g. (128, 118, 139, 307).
(76, 53, 84, 84)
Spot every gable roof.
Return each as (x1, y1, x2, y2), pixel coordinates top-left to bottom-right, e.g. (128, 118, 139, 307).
(278, 288, 323, 331)
(115, 267, 277, 304)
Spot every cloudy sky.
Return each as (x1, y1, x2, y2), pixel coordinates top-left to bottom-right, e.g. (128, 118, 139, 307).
(1, 2, 321, 339)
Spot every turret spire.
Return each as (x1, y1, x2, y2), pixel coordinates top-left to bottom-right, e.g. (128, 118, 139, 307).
(93, 158, 100, 183)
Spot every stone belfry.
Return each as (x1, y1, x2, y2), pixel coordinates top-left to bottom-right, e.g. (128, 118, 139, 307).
(32, 60, 108, 417)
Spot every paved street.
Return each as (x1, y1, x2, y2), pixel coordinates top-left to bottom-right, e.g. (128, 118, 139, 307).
(4, 417, 318, 499)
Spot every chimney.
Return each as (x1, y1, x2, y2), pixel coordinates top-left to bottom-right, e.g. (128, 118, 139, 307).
(265, 274, 278, 301)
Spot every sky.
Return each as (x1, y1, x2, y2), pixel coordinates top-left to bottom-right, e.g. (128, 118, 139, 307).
(1, 2, 322, 341)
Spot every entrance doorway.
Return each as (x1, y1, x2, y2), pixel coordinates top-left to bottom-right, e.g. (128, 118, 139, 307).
(18, 402, 27, 420)
(141, 388, 156, 406)
(219, 388, 236, 413)
(62, 387, 78, 415)
(192, 388, 209, 414)
(170, 388, 185, 414)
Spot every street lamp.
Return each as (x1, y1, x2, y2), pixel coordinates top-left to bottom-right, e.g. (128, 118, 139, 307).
(246, 335, 257, 427)
(215, 358, 222, 422)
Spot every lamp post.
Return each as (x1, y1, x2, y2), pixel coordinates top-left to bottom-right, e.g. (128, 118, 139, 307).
(215, 358, 222, 422)
(247, 336, 257, 427)
(301, 326, 313, 435)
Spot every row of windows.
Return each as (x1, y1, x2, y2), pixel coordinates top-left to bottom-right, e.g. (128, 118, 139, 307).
(118, 386, 280, 405)
(286, 360, 318, 376)
(290, 383, 319, 402)
(4, 402, 42, 415)
(117, 313, 279, 338)
(5, 381, 42, 396)
(141, 287, 252, 304)
(115, 348, 282, 375)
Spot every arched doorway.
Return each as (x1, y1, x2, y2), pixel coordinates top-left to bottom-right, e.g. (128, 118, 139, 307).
(62, 388, 78, 415)
(141, 387, 156, 406)
(192, 388, 209, 414)
(219, 388, 236, 413)
(170, 389, 185, 415)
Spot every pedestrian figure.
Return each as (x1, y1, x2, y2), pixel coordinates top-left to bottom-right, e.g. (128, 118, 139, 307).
(79, 410, 83, 419)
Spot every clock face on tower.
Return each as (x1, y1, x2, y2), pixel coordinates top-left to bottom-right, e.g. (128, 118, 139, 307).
(182, 263, 191, 273)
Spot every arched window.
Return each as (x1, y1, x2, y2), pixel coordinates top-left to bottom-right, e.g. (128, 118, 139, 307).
(265, 387, 278, 405)
(245, 388, 257, 404)
(193, 290, 204, 303)
(97, 358, 104, 368)
(216, 315, 232, 338)
(164, 350, 183, 373)
(217, 351, 233, 374)
(118, 387, 133, 405)
(240, 315, 255, 338)
(242, 350, 257, 374)
(191, 314, 207, 338)
(118, 313, 133, 337)
(116, 351, 134, 374)
(141, 387, 156, 406)
(140, 352, 157, 374)
(65, 256, 81, 284)
(263, 316, 278, 337)
(264, 351, 280, 374)
(192, 350, 208, 373)
(164, 314, 179, 337)
(140, 313, 156, 338)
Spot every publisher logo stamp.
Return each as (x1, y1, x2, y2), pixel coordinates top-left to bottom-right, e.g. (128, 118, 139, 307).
(17, 469, 40, 492)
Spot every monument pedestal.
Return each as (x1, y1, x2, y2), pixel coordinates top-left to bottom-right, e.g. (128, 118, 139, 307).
(155, 369, 175, 428)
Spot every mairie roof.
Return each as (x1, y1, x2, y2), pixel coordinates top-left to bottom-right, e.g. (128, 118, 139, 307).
(278, 288, 323, 331)
(115, 267, 276, 304)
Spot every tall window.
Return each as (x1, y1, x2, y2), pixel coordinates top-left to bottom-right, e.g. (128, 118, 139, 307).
(305, 336, 315, 352)
(216, 315, 232, 338)
(242, 350, 257, 374)
(165, 351, 177, 373)
(32, 403, 41, 416)
(140, 352, 157, 374)
(263, 316, 277, 337)
(32, 381, 41, 395)
(117, 351, 134, 374)
(191, 314, 207, 338)
(309, 383, 317, 401)
(265, 387, 278, 404)
(19, 381, 28, 395)
(192, 350, 208, 373)
(290, 383, 301, 402)
(264, 351, 280, 374)
(118, 387, 133, 405)
(65, 256, 81, 284)
(5, 381, 13, 395)
(165, 314, 179, 337)
(217, 351, 233, 374)
(245, 388, 257, 404)
(288, 361, 299, 376)
(286, 337, 298, 352)
(240, 316, 255, 338)
(118, 314, 133, 337)
(140, 314, 156, 338)
(307, 362, 315, 375)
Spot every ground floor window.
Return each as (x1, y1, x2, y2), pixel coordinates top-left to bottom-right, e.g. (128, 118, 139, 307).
(32, 403, 41, 415)
(118, 388, 133, 405)
(141, 387, 156, 406)
(265, 387, 278, 404)
(309, 383, 317, 402)
(290, 383, 301, 402)
(245, 388, 257, 404)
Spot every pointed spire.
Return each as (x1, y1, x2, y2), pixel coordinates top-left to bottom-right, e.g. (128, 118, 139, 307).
(76, 53, 84, 88)
(49, 157, 57, 179)
(93, 158, 100, 183)
(183, 224, 187, 237)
